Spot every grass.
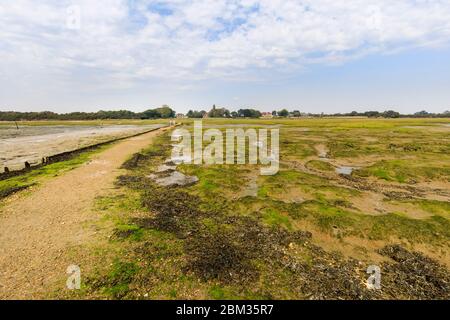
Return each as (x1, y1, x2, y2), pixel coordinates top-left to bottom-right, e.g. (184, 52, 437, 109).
(356, 160, 450, 183)
(100, 260, 140, 299)
(306, 160, 335, 172)
(261, 208, 292, 229)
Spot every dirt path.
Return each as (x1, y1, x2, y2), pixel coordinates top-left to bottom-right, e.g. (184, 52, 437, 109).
(0, 128, 168, 299)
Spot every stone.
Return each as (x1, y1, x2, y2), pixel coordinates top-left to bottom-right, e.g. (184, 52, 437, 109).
(149, 171, 198, 187)
(155, 164, 177, 173)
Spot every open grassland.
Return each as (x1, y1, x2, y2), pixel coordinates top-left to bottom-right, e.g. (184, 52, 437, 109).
(52, 117, 449, 300)
(2, 118, 449, 299)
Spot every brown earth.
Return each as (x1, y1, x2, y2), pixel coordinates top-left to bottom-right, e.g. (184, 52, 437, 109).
(0, 128, 169, 299)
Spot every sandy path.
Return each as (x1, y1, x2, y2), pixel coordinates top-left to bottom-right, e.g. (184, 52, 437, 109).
(0, 128, 168, 299)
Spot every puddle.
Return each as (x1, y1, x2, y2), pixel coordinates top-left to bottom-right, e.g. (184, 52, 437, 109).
(149, 171, 199, 187)
(155, 164, 177, 173)
(170, 155, 192, 164)
(240, 176, 258, 198)
(335, 166, 356, 175)
(148, 159, 199, 187)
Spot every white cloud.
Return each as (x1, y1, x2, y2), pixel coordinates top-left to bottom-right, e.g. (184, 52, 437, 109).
(1, 0, 450, 86)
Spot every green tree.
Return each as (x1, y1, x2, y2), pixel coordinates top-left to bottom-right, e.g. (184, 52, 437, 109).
(277, 109, 289, 117)
(156, 105, 175, 118)
(208, 105, 230, 118)
(382, 110, 400, 118)
(291, 110, 301, 117)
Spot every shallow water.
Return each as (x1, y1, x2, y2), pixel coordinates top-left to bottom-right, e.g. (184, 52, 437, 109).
(0, 124, 163, 170)
(335, 166, 355, 175)
(241, 177, 258, 198)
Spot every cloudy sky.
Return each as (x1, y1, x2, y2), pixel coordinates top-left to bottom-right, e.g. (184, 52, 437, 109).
(1, 0, 450, 113)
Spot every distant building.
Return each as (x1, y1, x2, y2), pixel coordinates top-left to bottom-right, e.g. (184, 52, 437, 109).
(202, 112, 209, 119)
(260, 112, 273, 119)
(176, 113, 187, 119)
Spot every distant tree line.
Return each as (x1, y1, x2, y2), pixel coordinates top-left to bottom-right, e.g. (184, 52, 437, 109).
(312, 110, 450, 118)
(0, 105, 176, 121)
(185, 106, 300, 118)
(186, 110, 207, 118)
(1, 105, 449, 121)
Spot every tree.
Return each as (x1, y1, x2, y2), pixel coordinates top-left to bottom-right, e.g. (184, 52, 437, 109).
(272, 110, 277, 116)
(414, 110, 429, 118)
(142, 105, 175, 119)
(277, 109, 289, 117)
(290, 110, 301, 117)
(382, 110, 400, 118)
(142, 109, 160, 119)
(186, 110, 206, 118)
(237, 109, 261, 118)
(364, 111, 380, 118)
(208, 105, 231, 118)
(156, 105, 176, 118)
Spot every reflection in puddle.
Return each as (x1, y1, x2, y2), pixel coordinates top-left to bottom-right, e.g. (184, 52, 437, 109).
(335, 166, 356, 175)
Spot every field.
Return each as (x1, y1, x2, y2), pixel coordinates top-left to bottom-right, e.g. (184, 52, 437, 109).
(1, 118, 449, 299)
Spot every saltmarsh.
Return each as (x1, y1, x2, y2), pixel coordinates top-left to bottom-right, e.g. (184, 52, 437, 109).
(63, 118, 449, 299)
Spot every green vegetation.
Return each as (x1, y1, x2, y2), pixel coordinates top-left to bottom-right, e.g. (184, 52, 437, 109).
(23, 117, 447, 300)
(306, 160, 335, 172)
(356, 160, 450, 183)
(0, 106, 176, 121)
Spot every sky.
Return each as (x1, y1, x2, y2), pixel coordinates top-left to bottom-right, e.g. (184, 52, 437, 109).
(1, 0, 450, 114)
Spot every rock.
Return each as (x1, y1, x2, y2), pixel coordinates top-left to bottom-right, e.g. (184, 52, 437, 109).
(170, 155, 192, 164)
(155, 164, 177, 173)
(149, 171, 198, 187)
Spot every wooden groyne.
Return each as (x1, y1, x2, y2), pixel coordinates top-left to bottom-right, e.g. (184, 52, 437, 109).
(0, 125, 167, 181)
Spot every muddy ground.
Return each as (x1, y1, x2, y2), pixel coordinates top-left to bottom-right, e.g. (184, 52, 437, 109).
(0, 124, 163, 171)
(83, 125, 449, 300)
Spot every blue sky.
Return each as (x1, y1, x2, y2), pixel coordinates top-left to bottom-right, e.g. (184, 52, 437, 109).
(1, 0, 450, 114)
